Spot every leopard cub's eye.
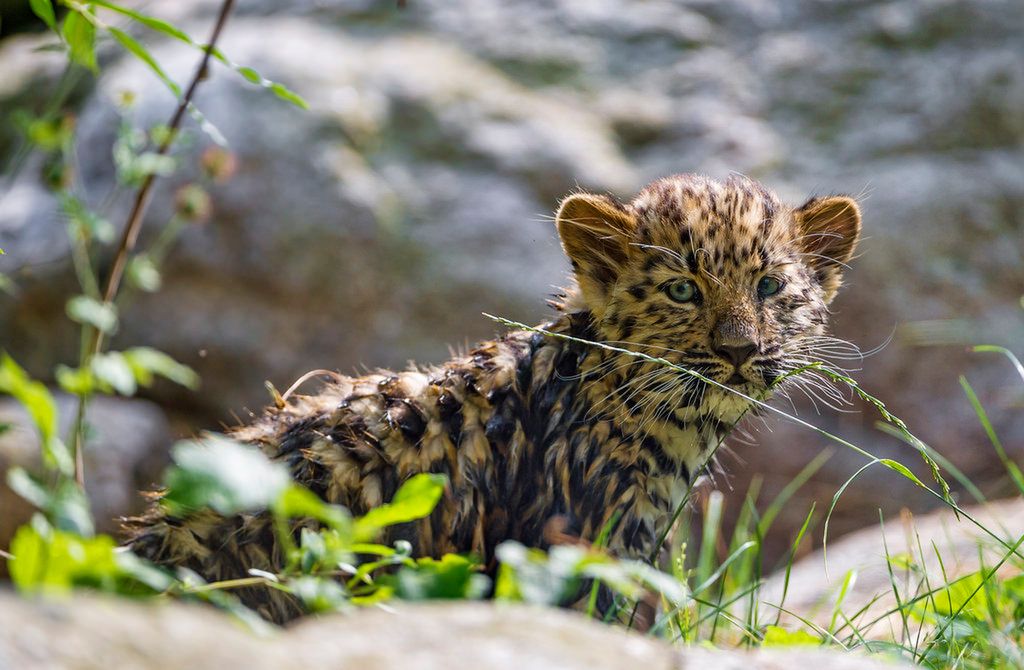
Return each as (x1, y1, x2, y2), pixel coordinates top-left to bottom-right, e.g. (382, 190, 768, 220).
(757, 276, 783, 298)
(666, 279, 699, 303)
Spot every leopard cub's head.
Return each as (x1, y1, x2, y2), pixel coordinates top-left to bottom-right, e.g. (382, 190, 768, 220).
(555, 173, 861, 423)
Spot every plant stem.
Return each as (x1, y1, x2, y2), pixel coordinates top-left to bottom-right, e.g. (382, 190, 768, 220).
(70, 0, 237, 489)
(98, 0, 234, 314)
(182, 576, 271, 594)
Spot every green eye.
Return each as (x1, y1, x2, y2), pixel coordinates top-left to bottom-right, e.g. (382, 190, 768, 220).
(666, 279, 699, 303)
(757, 276, 783, 298)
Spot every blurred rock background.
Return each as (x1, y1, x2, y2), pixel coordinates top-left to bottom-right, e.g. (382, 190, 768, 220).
(0, 0, 1021, 560)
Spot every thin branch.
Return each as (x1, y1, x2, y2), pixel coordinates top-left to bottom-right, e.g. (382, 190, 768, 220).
(71, 0, 237, 488)
(99, 0, 235, 315)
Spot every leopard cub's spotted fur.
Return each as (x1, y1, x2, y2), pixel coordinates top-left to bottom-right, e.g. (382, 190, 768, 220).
(128, 173, 861, 623)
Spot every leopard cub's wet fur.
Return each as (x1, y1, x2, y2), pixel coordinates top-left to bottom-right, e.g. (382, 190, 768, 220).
(128, 173, 861, 622)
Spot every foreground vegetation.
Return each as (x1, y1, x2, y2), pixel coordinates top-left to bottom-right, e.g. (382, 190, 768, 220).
(1, 3, 1022, 669)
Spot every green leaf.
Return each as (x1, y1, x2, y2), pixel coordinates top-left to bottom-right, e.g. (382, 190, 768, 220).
(46, 436, 74, 478)
(303, 527, 357, 576)
(206, 61, 307, 109)
(346, 544, 414, 587)
(886, 552, 916, 572)
(0, 354, 72, 475)
(47, 478, 95, 537)
(163, 435, 291, 516)
(0, 355, 57, 443)
(107, 27, 182, 98)
(18, 113, 74, 152)
(91, 352, 137, 396)
(273, 484, 351, 533)
(1003, 574, 1024, 603)
(115, 550, 176, 593)
(353, 473, 446, 540)
(494, 540, 687, 609)
(56, 364, 94, 396)
(392, 554, 489, 600)
(8, 472, 95, 539)
(237, 66, 262, 85)
(130, 152, 177, 180)
(299, 527, 327, 573)
(66, 295, 118, 333)
(234, 66, 310, 108)
(29, 0, 57, 32)
(90, 0, 308, 110)
(9, 520, 48, 590)
(61, 10, 98, 73)
(121, 347, 199, 390)
(268, 82, 309, 110)
(288, 576, 348, 614)
(493, 541, 571, 605)
(60, 193, 115, 243)
(6, 467, 51, 509)
(763, 625, 821, 647)
(10, 517, 115, 594)
(10, 469, 94, 537)
(112, 122, 177, 184)
(879, 459, 926, 488)
(931, 572, 992, 620)
(91, 0, 196, 43)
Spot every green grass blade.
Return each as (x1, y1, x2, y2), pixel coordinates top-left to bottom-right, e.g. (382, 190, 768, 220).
(973, 345, 1024, 384)
(827, 569, 858, 634)
(822, 461, 878, 576)
(773, 502, 817, 627)
(695, 491, 724, 597)
(758, 449, 832, 541)
(960, 376, 1024, 494)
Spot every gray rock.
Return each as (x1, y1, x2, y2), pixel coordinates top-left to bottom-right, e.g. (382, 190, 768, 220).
(760, 496, 1024, 636)
(0, 595, 913, 670)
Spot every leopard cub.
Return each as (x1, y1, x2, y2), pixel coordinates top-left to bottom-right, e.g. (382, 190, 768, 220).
(128, 173, 861, 622)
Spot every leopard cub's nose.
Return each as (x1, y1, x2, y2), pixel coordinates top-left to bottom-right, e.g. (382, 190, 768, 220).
(714, 343, 757, 368)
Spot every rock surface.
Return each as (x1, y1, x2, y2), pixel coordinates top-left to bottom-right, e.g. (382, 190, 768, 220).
(0, 595, 912, 670)
(0, 0, 1022, 552)
(761, 496, 1024, 636)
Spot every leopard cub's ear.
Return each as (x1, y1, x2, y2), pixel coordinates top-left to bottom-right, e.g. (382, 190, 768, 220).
(555, 192, 637, 315)
(795, 195, 861, 302)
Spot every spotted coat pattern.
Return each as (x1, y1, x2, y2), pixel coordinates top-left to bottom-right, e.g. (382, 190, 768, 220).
(126, 174, 861, 623)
